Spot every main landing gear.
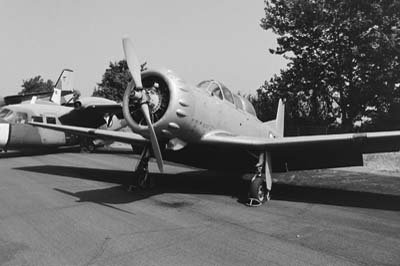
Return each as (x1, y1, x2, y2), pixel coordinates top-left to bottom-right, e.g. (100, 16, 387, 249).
(128, 146, 155, 191)
(246, 152, 272, 207)
(80, 137, 96, 153)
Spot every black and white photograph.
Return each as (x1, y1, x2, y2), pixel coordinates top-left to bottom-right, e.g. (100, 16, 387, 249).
(0, 0, 399, 265)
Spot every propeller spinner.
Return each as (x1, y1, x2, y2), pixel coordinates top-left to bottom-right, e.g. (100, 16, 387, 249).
(122, 36, 164, 173)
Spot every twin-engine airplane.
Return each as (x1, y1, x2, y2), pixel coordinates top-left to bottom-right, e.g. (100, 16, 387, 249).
(0, 69, 75, 107)
(0, 70, 126, 152)
(30, 37, 400, 206)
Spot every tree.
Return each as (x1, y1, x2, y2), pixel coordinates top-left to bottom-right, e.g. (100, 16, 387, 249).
(93, 60, 147, 102)
(20, 76, 54, 95)
(256, 0, 400, 131)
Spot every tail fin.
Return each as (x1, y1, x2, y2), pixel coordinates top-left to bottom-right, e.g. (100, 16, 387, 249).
(51, 88, 62, 104)
(54, 69, 74, 91)
(51, 69, 74, 104)
(275, 99, 285, 137)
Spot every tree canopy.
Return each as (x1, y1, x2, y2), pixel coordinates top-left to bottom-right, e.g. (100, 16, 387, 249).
(19, 75, 54, 95)
(255, 0, 400, 132)
(93, 60, 147, 102)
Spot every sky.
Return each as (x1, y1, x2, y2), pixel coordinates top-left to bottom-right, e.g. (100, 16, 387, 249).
(0, 0, 287, 97)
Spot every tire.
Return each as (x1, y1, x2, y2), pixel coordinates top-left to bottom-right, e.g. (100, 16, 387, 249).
(80, 138, 95, 153)
(249, 176, 267, 203)
(136, 170, 155, 189)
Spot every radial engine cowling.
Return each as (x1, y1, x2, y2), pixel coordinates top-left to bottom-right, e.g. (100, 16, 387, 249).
(123, 69, 194, 141)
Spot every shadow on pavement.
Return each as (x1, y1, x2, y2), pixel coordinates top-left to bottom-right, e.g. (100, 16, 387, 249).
(14, 165, 400, 211)
(0, 147, 81, 158)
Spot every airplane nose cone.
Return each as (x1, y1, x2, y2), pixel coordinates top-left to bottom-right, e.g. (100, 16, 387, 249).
(0, 122, 10, 149)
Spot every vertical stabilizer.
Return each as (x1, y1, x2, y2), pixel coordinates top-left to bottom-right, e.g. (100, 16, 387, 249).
(55, 69, 74, 91)
(275, 99, 285, 137)
(51, 88, 62, 104)
(51, 69, 74, 104)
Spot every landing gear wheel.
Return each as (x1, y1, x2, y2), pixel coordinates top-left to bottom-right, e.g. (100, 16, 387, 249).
(135, 169, 155, 189)
(80, 138, 95, 153)
(246, 176, 269, 207)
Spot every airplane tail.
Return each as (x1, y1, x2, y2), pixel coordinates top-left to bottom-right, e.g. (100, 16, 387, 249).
(51, 69, 74, 104)
(54, 69, 74, 91)
(275, 99, 285, 137)
(263, 99, 285, 138)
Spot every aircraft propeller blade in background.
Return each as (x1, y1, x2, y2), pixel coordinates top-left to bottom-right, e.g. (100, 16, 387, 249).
(122, 36, 164, 173)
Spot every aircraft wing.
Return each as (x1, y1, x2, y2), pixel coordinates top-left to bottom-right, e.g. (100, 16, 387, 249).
(201, 131, 400, 171)
(201, 131, 400, 153)
(29, 122, 149, 146)
(58, 104, 126, 128)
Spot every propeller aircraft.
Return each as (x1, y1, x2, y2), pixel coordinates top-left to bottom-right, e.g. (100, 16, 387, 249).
(0, 70, 126, 153)
(30, 36, 400, 206)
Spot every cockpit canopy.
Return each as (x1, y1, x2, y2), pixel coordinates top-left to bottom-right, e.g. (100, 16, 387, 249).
(0, 108, 28, 124)
(197, 80, 257, 116)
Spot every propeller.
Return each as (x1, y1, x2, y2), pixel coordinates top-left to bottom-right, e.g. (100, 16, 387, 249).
(122, 36, 164, 173)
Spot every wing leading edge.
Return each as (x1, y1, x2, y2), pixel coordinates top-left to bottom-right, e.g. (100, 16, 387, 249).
(29, 122, 149, 146)
(201, 131, 400, 153)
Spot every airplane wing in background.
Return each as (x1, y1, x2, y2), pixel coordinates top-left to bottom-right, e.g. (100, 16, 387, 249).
(58, 104, 126, 128)
(29, 122, 149, 146)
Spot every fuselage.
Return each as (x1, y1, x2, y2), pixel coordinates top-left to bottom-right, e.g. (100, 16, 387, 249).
(0, 97, 120, 151)
(125, 69, 279, 171)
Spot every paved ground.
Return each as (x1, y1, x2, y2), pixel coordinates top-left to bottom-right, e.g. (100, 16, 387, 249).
(0, 150, 399, 266)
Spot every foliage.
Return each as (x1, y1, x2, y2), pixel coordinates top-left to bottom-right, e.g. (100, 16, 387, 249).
(20, 76, 54, 95)
(256, 0, 400, 131)
(93, 60, 147, 102)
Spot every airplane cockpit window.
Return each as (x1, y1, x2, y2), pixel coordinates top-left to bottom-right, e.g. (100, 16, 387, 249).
(15, 112, 28, 124)
(220, 84, 234, 104)
(197, 80, 211, 89)
(197, 80, 223, 100)
(208, 82, 223, 100)
(241, 97, 257, 116)
(233, 94, 243, 110)
(0, 110, 28, 123)
(0, 108, 12, 119)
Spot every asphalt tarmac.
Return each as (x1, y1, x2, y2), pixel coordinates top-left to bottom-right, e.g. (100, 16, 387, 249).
(0, 150, 399, 266)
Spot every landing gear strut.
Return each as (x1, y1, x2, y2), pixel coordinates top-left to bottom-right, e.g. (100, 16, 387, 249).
(80, 137, 95, 153)
(246, 152, 272, 207)
(128, 146, 155, 191)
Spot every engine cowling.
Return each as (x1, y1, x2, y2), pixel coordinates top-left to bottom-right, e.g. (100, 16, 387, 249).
(123, 69, 194, 141)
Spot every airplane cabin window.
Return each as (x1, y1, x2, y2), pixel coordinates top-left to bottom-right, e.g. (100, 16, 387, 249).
(46, 117, 56, 124)
(233, 94, 243, 110)
(32, 116, 43, 122)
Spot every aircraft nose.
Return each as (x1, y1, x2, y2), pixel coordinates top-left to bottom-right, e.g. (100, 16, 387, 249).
(0, 121, 10, 149)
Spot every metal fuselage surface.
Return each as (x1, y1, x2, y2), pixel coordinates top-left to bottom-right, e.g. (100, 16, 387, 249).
(0, 97, 120, 151)
(132, 69, 276, 171)
(0, 102, 76, 150)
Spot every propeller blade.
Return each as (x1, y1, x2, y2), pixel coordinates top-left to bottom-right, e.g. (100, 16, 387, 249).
(122, 36, 143, 89)
(140, 104, 164, 172)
